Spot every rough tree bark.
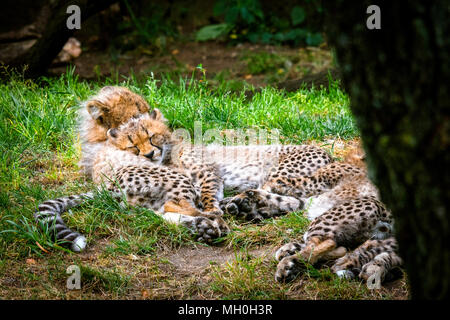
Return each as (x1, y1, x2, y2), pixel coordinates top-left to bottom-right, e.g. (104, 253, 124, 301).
(323, 1, 449, 299)
(8, 0, 116, 79)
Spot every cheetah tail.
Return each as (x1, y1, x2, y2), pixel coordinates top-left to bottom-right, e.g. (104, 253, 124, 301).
(34, 192, 94, 252)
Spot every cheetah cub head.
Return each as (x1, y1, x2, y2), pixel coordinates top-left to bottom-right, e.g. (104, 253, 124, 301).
(82, 86, 150, 143)
(107, 109, 175, 165)
(86, 86, 150, 128)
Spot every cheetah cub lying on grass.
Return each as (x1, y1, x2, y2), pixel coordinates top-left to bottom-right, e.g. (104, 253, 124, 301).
(78, 86, 333, 222)
(35, 113, 229, 252)
(35, 86, 331, 251)
(273, 147, 402, 284)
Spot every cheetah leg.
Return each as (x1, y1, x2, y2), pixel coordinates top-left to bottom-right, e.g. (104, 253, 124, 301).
(220, 189, 302, 221)
(359, 251, 403, 282)
(189, 166, 224, 216)
(199, 178, 224, 216)
(322, 246, 347, 260)
(300, 237, 337, 265)
(275, 237, 339, 283)
(163, 199, 202, 217)
(331, 238, 402, 281)
(262, 176, 329, 199)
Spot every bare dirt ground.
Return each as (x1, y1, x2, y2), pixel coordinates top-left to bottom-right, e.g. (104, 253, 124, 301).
(47, 40, 333, 88)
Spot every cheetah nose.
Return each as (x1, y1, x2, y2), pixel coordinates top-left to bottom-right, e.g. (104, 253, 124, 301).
(144, 150, 155, 159)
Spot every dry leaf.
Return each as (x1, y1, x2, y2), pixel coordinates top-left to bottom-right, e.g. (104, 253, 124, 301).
(35, 241, 49, 253)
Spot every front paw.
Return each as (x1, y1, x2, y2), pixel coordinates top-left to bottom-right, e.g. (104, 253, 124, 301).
(192, 215, 230, 242)
(275, 255, 306, 283)
(359, 262, 383, 282)
(181, 216, 220, 242)
(219, 192, 264, 221)
(210, 215, 230, 236)
(275, 242, 304, 261)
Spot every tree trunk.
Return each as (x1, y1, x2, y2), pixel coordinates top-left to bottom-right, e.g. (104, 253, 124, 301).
(323, 1, 449, 299)
(8, 0, 116, 79)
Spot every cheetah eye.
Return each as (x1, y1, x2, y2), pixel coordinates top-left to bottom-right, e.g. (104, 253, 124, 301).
(149, 135, 163, 151)
(127, 146, 140, 154)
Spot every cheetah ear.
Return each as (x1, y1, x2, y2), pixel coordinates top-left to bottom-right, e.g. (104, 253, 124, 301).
(99, 86, 115, 93)
(137, 101, 150, 113)
(87, 100, 109, 122)
(149, 108, 167, 122)
(107, 128, 119, 139)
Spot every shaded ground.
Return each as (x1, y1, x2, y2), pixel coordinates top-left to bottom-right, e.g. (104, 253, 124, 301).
(0, 239, 408, 300)
(47, 41, 333, 88)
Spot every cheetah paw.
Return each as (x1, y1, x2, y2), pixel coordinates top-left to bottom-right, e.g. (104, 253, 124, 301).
(359, 262, 384, 282)
(275, 255, 306, 283)
(219, 195, 265, 222)
(191, 215, 229, 243)
(209, 215, 231, 236)
(275, 242, 304, 261)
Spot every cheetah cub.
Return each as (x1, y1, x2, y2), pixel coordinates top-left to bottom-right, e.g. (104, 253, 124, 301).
(78, 86, 150, 178)
(77, 87, 334, 220)
(35, 115, 229, 252)
(274, 196, 394, 282)
(273, 147, 401, 283)
(263, 146, 377, 220)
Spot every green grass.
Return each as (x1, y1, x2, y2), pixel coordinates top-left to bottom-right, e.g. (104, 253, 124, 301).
(0, 67, 356, 251)
(0, 67, 404, 300)
(78, 264, 131, 295)
(221, 210, 310, 249)
(209, 249, 288, 299)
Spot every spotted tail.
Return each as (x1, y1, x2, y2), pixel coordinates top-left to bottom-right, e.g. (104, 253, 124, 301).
(34, 192, 94, 252)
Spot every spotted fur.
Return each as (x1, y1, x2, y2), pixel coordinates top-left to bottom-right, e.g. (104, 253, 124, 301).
(263, 162, 366, 200)
(274, 196, 394, 282)
(215, 145, 333, 220)
(273, 147, 401, 283)
(331, 237, 402, 282)
(78, 86, 150, 178)
(35, 116, 229, 251)
(77, 87, 334, 220)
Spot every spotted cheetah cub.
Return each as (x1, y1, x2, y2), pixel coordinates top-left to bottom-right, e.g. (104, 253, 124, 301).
(77, 87, 332, 220)
(78, 86, 150, 178)
(35, 115, 229, 252)
(273, 147, 401, 283)
(274, 196, 394, 282)
(263, 145, 377, 220)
